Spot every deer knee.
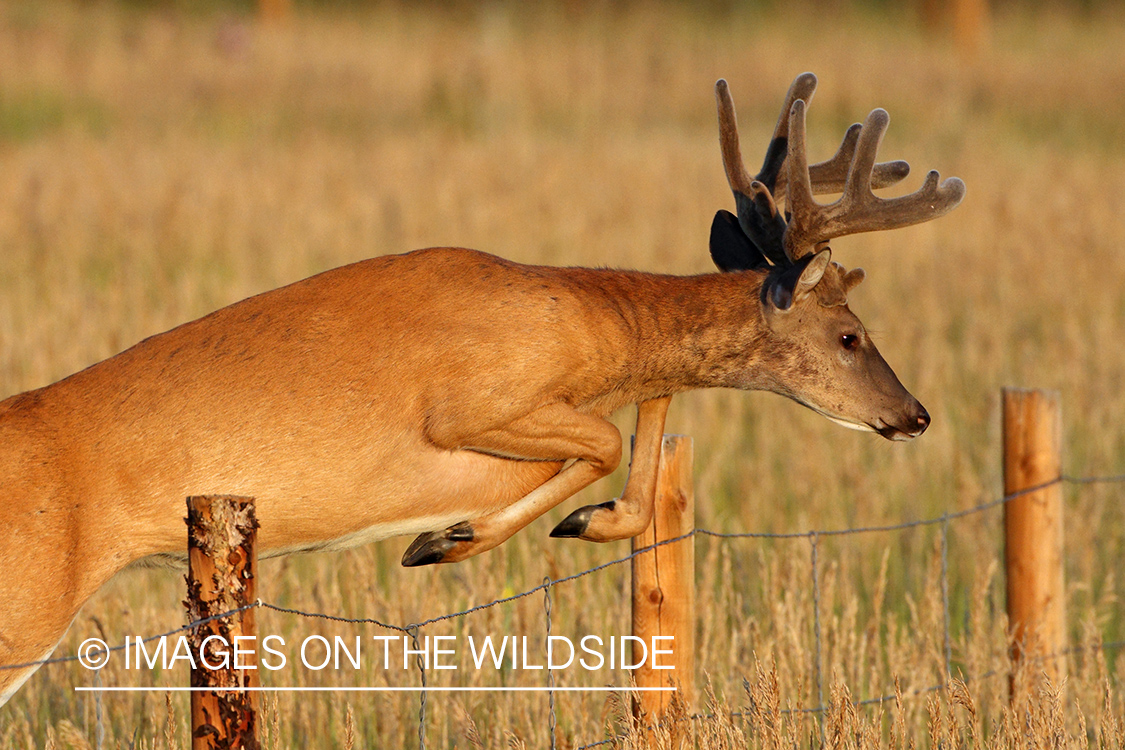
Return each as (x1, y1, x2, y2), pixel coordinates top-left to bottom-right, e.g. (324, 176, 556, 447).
(585, 422, 622, 476)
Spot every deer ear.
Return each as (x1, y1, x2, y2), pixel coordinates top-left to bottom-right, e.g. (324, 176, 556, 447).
(843, 267, 866, 293)
(796, 248, 831, 296)
(710, 210, 768, 272)
(766, 248, 831, 311)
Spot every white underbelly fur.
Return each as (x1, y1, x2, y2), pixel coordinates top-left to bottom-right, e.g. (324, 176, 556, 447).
(132, 512, 465, 568)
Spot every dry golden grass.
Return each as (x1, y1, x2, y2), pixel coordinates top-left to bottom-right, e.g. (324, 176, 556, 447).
(2, 1, 1125, 747)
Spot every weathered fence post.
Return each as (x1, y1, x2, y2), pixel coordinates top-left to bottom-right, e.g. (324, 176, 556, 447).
(1002, 388, 1066, 698)
(632, 436, 694, 739)
(186, 495, 260, 750)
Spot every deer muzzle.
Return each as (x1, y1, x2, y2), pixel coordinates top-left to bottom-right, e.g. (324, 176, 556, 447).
(874, 401, 930, 441)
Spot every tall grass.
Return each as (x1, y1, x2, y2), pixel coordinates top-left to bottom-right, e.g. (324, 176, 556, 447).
(2, 1, 1125, 746)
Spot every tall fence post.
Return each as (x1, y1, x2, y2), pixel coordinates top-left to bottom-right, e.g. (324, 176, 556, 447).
(632, 436, 694, 740)
(186, 495, 260, 750)
(1002, 388, 1066, 698)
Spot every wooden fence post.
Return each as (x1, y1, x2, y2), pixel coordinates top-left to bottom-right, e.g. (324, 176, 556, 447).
(257, 0, 291, 24)
(186, 495, 260, 750)
(1002, 389, 1066, 698)
(952, 0, 989, 57)
(632, 436, 694, 739)
(919, 0, 989, 57)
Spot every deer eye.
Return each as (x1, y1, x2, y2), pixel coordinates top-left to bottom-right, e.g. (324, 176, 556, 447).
(841, 333, 860, 351)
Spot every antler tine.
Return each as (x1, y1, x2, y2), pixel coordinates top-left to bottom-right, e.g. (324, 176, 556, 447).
(843, 108, 890, 205)
(783, 98, 819, 260)
(839, 108, 966, 232)
(774, 122, 912, 203)
(715, 78, 756, 198)
(766, 76, 908, 205)
(805, 123, 911, 194)
(771, 73, 819, 143)
(783, 103, 966, 260)
(715, 78, 791, 266)
(716, 74, 820, 195)
(755, 73, 817, 193)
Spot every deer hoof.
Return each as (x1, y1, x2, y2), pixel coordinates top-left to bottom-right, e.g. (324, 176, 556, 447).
(550, 500, 616, 539)
(401, 522, 474, 566)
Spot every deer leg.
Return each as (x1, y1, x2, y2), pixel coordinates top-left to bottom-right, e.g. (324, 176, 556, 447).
(550, 396, 671, 542)
(402, 403, 623, 566)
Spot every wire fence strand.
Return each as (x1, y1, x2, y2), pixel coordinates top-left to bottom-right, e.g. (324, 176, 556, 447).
(237, 475, 1107, 642)
(808, 531, 825, 747)
(407, 624, 427, 750)
(940, 514, 953, 680)
(8, 472, 1125, 749)
(0, 602, 260, 671)
(544, 577, 558, 750)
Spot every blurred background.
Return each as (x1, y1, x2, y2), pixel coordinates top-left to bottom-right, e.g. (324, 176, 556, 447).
(1, 0, 1123, 747)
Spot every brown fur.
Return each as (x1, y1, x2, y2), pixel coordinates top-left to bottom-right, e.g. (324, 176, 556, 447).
(0, 246, 929, 702)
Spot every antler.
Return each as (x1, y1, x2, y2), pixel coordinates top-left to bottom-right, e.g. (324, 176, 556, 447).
(783, 100, 966, 259)
(716, 74, 912, 266)
(776, 120, 910, 202)
(716, 74, 946, 265)
(716, 74, 817, 201)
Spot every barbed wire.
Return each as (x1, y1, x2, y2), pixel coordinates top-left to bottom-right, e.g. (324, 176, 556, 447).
(573, 638, 1125, 750)
(12, 474, 1112, 672)
(257, 602, 407, 633)
(544, 577, 558, 750)
(809, 532, 825, 747)
(252, 474, 1112, 632)
(0, 602, 259, 671)
(1061, 473, 1125, 485)
(6, 472, 1124, 749)
(252, 530, 693, 631)
(696, 475, 1068, 540)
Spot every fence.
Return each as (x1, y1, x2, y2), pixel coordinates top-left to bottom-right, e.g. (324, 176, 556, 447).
(7, 388, 1125, 748)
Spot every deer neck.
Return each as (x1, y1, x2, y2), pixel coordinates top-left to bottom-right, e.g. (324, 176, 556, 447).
(591, 269, 775, 405)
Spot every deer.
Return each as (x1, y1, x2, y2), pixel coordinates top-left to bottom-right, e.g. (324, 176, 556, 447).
(0, 73, 963, 704)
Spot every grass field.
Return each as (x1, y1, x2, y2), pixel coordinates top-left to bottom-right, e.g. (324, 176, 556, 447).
(2, 1, 1125, 747)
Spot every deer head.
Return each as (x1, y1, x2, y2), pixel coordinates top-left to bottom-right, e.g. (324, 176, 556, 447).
(709, 74, 965, 440)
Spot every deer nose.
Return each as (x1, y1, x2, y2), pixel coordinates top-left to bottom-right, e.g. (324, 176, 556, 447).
(914, 407, 931, 435)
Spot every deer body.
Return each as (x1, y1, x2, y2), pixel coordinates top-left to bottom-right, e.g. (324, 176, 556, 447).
(0, 248, 828, 693)
(0, 73, 963, 703)
(4, 247, 774, 563)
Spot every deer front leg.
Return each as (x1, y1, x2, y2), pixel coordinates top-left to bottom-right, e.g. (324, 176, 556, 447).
(550, 396, 671, 542)
(402, 402, 623, 566)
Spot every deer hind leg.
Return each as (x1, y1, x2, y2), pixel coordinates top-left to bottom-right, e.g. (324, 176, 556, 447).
(0, 643, 60, 707)
(402, 402, 623, 566)
(550, 396, 671, 542)
(0, 556, 87, 706)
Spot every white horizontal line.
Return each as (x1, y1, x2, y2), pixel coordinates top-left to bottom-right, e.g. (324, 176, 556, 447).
(76, 686, 675, 693)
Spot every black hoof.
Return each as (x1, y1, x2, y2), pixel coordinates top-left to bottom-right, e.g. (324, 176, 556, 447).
(401, 536, 453, 567)
(550, 500, 615, 539)
(401, 522, 474, 567)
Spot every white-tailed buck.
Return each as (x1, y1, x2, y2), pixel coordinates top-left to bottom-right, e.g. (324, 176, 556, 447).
(0, 73, 963, 703)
